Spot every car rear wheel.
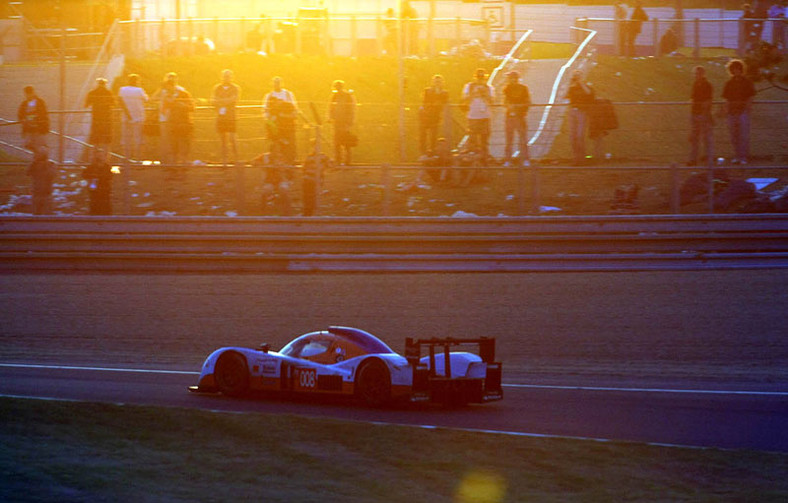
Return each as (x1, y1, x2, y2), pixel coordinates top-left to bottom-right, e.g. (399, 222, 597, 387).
(215, 352, 249, 397)
(356, 359, 391, 407)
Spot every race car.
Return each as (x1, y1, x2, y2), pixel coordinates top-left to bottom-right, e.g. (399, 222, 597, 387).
(189, 326, 502, 407)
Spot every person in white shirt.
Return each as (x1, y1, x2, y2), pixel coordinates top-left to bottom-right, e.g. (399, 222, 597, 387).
(118, 74, 148, 161)
(462, 68, 494, 166)
(263, 76, 299, 164)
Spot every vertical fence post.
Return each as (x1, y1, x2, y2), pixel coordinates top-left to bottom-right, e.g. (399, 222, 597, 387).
(382, 164, 391, 216)
(670, 163, 680, 213)
(235, 163, 246, 216)
(351, 15, 357, 57)
(175, 18, 181, 56)
(530, 164, 540, 215)
(376, 15, 383, 56)
(213, 17, 219, 51)
(517, 165, 525, 215)
(693, 18, 700, 58)
(427, 14, 434, 57)
(707, 164, 715, 214)
(122, 163, 131, 215)
(652, 18, 659, 56)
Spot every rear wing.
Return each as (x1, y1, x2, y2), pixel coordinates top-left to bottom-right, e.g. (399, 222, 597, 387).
(404, 337, 497, 377)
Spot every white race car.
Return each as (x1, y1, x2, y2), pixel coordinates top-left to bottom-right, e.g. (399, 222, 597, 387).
(189, 326, 502, 407)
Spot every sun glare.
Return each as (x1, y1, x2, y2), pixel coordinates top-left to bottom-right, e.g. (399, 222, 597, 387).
(132, 0, 392, 19)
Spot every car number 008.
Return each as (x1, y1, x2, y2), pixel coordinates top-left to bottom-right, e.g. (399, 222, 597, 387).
(298, 369, 316, 389)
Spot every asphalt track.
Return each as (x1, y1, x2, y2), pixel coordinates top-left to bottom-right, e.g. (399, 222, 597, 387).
(2, 363, 786, 453)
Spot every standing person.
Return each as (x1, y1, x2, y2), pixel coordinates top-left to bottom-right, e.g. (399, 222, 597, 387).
(502, 70, 532, 167)
(419, 74, 448, 156)
(84, 78, 115, 153)
(83, 148, 113, 215)
(462, 68, 494, 166)
(688, 65, 714, 167)
(625, 1, 648, 56)
(26, 145, 55, 215)
(118, 73, 148, 162)
(722, 59, 756, 164)
(768, 1, 786, 51)
(212, 69, 241, 165)
(263, 76, 299, 165)
(152, 72, 182, 163)
(166, 84, 195, 166)
(383, 8, 398, 55)
(18, 86, 49, 150)
(400, 0, 419, 55)
(566, 70, 595, 165)
(329, 80, 357, 166)
(614, 2, 628, 56)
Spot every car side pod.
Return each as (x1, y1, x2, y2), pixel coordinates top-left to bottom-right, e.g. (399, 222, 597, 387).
(404, 336, 503, 405)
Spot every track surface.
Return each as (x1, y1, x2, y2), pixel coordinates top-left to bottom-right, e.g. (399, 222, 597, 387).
(2, 270, 786, 453)
(1, 364, 786, 452)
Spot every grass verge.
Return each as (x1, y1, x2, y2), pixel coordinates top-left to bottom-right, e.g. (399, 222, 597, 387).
(1, 398, 786, 502)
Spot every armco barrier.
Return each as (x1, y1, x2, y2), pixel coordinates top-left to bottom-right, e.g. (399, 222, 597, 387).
(2, 215, 787, 272)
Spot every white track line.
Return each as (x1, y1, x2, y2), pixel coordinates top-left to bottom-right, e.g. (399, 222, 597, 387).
(0, 362, 199, 375)
(504, 383, 788, 396)
(0, 393, 721, 451)
(1, 363, 786, 397)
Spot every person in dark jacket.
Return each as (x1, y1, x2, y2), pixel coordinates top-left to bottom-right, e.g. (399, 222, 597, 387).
(84, 78, 116, 151)
(625, 1, 648, 56)
(329, 80, 357, 166)
(419, 74, 449, 156)
(722, 58, 756, 164)
(27, 145, 56, 215)
(18, 86, 49, 150)
(83, 148, 113, 215)
(502, 71, 532, 166)
(688, 65, 714, 166)
(566, 71, 595, 165)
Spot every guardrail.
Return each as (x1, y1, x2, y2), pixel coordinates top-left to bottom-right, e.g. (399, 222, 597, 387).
(2, 214, 787, 272)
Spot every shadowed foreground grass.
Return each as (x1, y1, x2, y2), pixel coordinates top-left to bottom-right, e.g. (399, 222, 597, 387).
(1, 398, 786, 502)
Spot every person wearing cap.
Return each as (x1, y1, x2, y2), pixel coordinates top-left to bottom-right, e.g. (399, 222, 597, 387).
(17, 86, 49, 150)
(461, 68, 494, 166)
(502, 70, 532, 167)
(84, 77, 116, 153)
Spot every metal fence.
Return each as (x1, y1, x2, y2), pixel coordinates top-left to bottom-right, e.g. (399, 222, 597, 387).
(118, 16, 499, 59)
(577, 17, 788, 57)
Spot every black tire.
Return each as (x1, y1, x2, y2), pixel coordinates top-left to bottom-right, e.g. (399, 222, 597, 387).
(214, 352, 249, 398)
(356, 359, 392, 407)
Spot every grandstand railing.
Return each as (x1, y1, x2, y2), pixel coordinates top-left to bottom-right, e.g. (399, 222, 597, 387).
(576, 17, 788, 57)
(117, 16, 503, 58)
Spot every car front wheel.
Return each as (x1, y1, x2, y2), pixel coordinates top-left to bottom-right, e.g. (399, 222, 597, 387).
(215, 352, 249, 397)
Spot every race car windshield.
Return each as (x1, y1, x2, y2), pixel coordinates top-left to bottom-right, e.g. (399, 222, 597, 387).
(300, 340, 331, 358)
